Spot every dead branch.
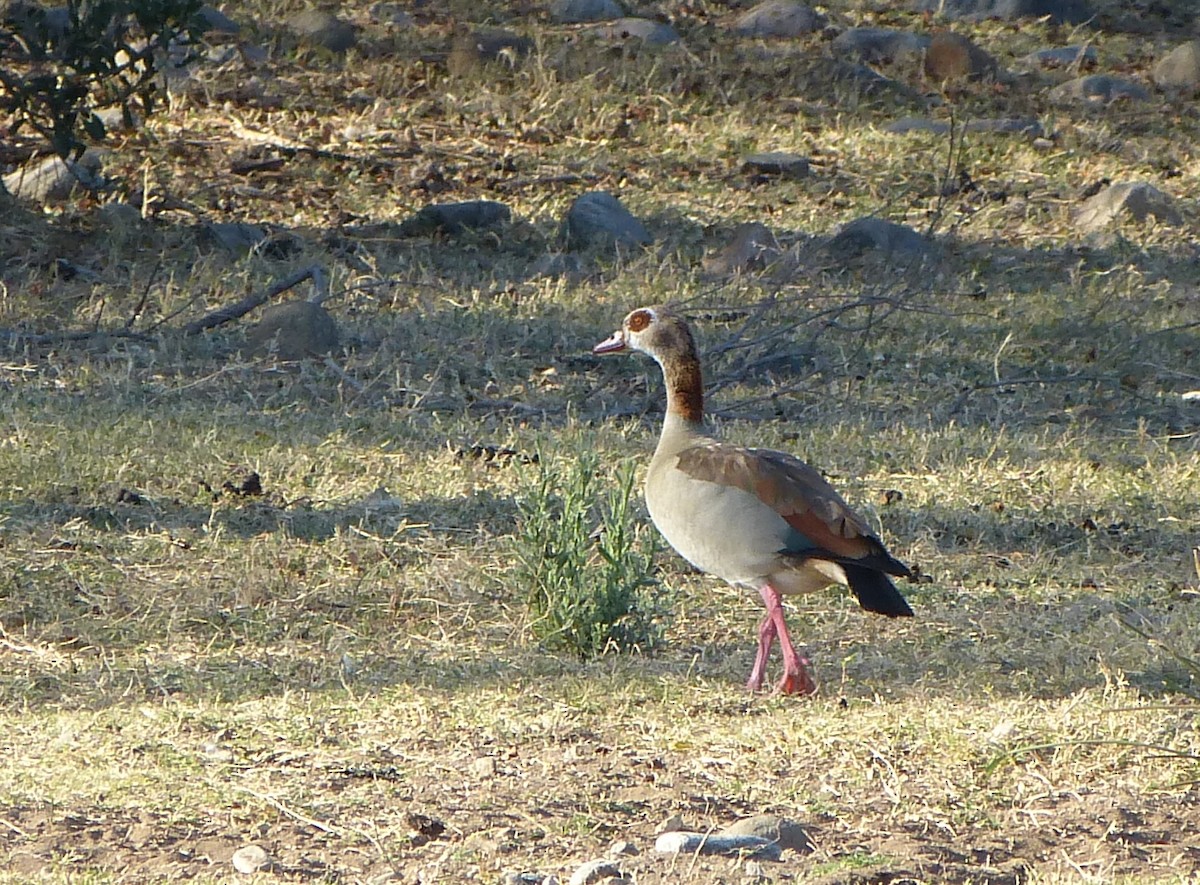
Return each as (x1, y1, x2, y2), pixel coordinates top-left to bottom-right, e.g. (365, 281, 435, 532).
(181, 264, 328, 336)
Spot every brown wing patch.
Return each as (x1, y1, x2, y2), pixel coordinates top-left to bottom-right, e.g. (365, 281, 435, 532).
(675, 443, 877, 559)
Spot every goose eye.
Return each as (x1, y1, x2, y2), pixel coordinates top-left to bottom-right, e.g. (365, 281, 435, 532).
(626, 309, 653, 332)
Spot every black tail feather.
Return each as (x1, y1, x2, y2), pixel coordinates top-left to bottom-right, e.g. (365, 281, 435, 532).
(842, 563, 914, 617)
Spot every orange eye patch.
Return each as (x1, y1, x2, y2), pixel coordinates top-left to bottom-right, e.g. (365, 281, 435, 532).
(626, 309, 653, 332)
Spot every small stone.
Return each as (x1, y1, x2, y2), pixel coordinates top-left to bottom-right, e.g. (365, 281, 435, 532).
(288, 9, 358, 52)
(827, 216, 932, 262)
(1073, 182, 1182, 232)
(589, 18, 680, 46)
(231, 844, 271, 874)
(247, 301, 339, 360)
(730, 0, 825, 38)
(608, 840, 639, 856)
(196, 4, 239, 33)
(471, 756, 497, 777)
(884, 116, 950, 135)
(550, 0, 624, 23)
(912, 0, 1093, 24)
(923, 31, 999, 81)
(719, 815, 814, 854)
(568, 859, 623, 885)
(1049, 74, 1150, 105)
(370, 2, 414, 27)
(740, 152, 810, 179)
(832, 28, 928, 65)
(702, 222, 778, 276)
(206, 221, 267, 254)
(3, 151, 103, 205)
(564, 191, 652, 252)
(1153, 40, 1200, 95)
(398, 200, 511, 236)
(653, 830, 782, 860)
(964, 117, 1045, 136)
(1019, 45, 1097, 70)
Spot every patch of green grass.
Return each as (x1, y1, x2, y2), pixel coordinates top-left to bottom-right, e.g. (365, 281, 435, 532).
(514, 451, 665, 658)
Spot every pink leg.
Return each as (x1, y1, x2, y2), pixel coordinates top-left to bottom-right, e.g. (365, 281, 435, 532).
(746, 614, 776, 692)
(756, 583, 817, 697)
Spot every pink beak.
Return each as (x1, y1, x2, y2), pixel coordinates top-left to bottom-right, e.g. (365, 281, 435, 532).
(593, 331, 627, 354)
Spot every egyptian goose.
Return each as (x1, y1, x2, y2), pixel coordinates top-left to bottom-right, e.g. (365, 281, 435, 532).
(594, 305, 913, 696)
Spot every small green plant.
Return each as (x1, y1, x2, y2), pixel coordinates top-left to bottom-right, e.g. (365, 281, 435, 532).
(514, 451, 665, 658)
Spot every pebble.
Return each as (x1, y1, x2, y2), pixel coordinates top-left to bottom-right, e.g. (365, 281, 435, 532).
(588, 18, 681, 46)
(831, 28, 928, 65)
(740, 152, 810, 179)
(912, 0, 1092, 24)
(550, 0, 625, 23)
(719, 815, 813, 854)
(1073, 182, 1182, 232)
(1049, 74, 1150, 105)
(247, 301, 340, 360)
(564, 191, 652, 252)
(1153, 40, 1200, 94)
(653, 830, 782, 860)
(729, 0, 825, 38)
(370, 3, 414, 27)
(471, 756, 498, 777)
(287, 10, 358, 52)
(827, 216, 932, 262)
(231, 844, 272, 874)
(3, 151, 104, 205)
(608, 840, 639, 856)
(398, 200, 512, 236)
(206, 221, 267, 254)
(1019, 45, 1097, 70)
(568, 858, 624, 885)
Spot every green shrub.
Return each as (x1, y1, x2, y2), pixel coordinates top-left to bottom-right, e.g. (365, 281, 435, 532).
(1, 0, 204, 158)
(514, 452, 665, 658)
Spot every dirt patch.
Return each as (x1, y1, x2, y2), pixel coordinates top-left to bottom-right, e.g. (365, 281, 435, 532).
(4, 765, 1198, 882)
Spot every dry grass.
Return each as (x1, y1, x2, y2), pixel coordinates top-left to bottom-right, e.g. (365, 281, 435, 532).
(1, 0, 1199, 881)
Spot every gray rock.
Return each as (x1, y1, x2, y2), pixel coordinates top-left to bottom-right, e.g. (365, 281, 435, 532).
(370, 2, 414, 27)
(827, 217, 932, 261)
(702, 222, 779, 275)
(287, 9, 358, 52)
(653, 830, 782, 861)
(564, 191, 652, 251)
(589, 17, 680, 46)
(551, 0, 624, 23)
(3, 151, 103, 204)
(719, 815, 814, 855)
(247, 301, 339, 360)
(196, 4, 239, 33)
(1019, 44, 1097, 70)
(207, 221, 267, 254)
(1153, 41, 1200, 94)
(912, 0, 1093, 23)
(1049, 74, 1150, 105)
(398, 201, 512, 236)
(730, 0, 825, 38)
(608, 840, 639, 856)
(1074, 182, 1182, 232)
(965, 117, 1044, 136)
(231, 844, 272, 874)
(741, 152, 810, 179)
(884, 117, 950, 135)
(832, 28, 929, 65)
(568, 858, 624, 885)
